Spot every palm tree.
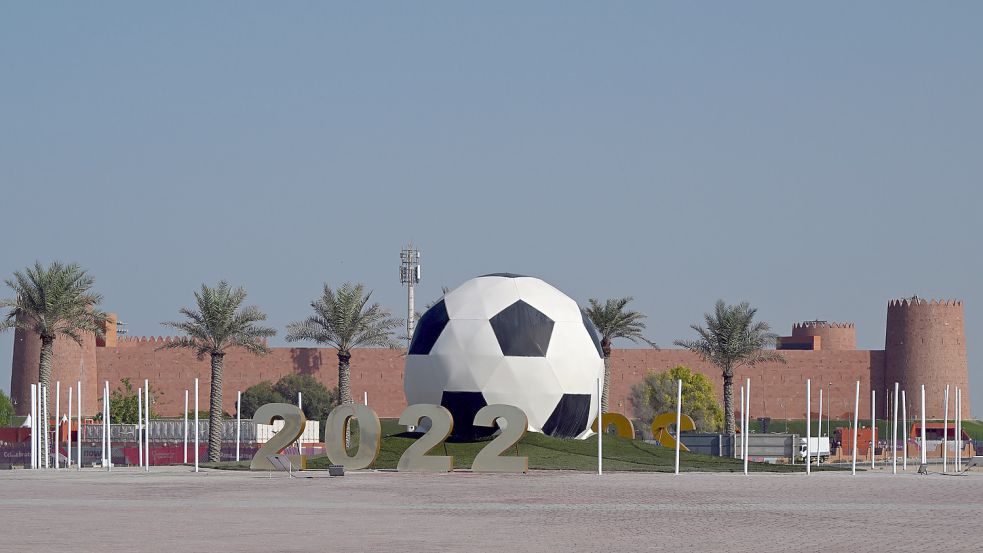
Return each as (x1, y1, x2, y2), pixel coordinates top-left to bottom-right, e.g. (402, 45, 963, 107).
(159, 281, 275, 462)
(583, 297, 656, 413)
(674, 300, 784, 435)
(1, 261, 106, 467)
(286, 282, 402, 409)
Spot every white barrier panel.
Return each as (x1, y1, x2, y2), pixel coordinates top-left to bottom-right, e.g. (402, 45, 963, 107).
(256, 420, 320, 444)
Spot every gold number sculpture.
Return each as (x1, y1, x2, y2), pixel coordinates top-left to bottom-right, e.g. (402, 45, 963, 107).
(590, 412, 635, 439)
(396, 404, 454, 472)
(250, 403, 307, 470)
(651, 412, 695, 451)
(324, 403, 382, 470)
(471, 404, 528, 473)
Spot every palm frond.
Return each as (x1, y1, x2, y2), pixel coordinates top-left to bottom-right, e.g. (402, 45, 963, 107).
(675, 299, 784, 372)
(287, 281, 402, 352)
(582, 296, 655, 347)
(1, 261, 106, 341)
(159, 281, 275, 358)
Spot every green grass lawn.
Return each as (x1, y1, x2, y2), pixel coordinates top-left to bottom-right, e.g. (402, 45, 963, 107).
(206, 419, 842, 473)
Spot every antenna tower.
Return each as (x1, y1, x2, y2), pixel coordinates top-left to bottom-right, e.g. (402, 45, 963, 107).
(399, 243, 421, 344)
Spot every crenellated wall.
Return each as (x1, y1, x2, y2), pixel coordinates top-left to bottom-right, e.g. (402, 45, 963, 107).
(790, 322, 857, 350)
(11, 336, 887, 421)
(9, 298, 971, 422)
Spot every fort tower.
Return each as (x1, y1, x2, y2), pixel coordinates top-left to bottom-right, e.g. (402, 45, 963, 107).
(884, 297, 969, 419)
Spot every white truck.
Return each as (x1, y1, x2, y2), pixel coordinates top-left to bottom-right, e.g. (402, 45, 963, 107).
(796, 437, 831, 463)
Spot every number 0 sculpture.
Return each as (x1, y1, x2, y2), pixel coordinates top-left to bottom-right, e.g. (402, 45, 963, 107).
(325, 403, 382, 470)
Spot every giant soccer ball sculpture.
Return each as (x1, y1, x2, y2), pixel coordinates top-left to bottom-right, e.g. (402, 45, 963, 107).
(404, 273, 605, 440)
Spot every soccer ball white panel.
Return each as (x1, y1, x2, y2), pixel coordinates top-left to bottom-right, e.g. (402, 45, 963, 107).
(514, 277, 583, 323)
(428, 319, 502, 391)
(546, 321, 605, 394)
(481, 357, 564, 431)
(444, 276, 520, 320)
(430, 319, 502, 358)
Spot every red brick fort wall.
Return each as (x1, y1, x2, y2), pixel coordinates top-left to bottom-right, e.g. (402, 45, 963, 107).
(83, 340, 888, 420)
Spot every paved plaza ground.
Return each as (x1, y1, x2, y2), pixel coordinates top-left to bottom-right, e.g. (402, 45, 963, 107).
(1, 465, 980, 552)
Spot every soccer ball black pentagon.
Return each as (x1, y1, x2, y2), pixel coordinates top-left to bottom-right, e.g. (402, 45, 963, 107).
(404, 274, 604, 440)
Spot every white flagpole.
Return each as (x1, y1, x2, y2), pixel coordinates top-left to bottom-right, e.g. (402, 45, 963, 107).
(236, 391, 241, 463)
(183, 389, 189, 464)
(674, 378, 682, 475)
(138, 387, 144, 468)
(194, 378, 199, 473)
(297, 391, 303, 456)
(105, 381, 112, 471)
(960, 388, 964, 471)
(852, 380, 860, 475)
(67, 386, 73, 468)
(77, 380, 82, 470)
(144, 378, 150, 471)
(39, 384, 45, 468)
(826, 384, 831, 449)
(959, 388, 963, 471)
(30, 384, 36, 469)
(743, 378, 750, 476)
(942, 385, 949, 473)
(955, 388, 961, 472)
(892, 382, 899, 474)
(101, 384, 106, 467)
(55, 382, 60, 469)
(739, 385, 745, 460)
(870, 390, 876, 469)
(806, 379, 811, 474)
(38, 384, 44, 469)
(43, 386, 49, 468)
(596, 377, 602, 476)
(901, 390, 907, 471)
(817, 387, 823, 467)
(920, 385, 927, 467)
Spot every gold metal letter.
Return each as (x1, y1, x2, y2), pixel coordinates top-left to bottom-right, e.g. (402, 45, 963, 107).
(471, 404, 528, 473)
(250, 403, 307, 470)
(396, 404, 454, 472)
(324, 403, 382, 470)
(651, 412, 695, 451)
(591, 412, 635, 439)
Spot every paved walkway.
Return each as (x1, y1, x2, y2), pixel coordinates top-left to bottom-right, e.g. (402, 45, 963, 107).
(1, 466, 980, 552)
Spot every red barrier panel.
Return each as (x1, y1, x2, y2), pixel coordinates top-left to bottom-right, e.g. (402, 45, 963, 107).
(0, 428, 31, 443)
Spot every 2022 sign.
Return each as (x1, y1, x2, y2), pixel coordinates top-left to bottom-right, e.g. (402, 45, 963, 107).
(249, 402, 530, 473)
(250, 403, 691, 473)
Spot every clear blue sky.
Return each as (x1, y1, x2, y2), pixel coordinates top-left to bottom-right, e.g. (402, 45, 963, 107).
(2, 2, 980, 415)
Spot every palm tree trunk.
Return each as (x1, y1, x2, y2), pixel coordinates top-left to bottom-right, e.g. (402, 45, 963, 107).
(38, 336, 54, 468)
(723, 371, 735, 436)
(600, 339, 612, 414)
(207, 352, 225, 462)
(337, 351, 352, 405)
(338, 350, 352, 446)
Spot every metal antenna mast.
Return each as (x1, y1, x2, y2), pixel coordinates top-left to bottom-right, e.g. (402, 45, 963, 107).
(399, 244, 421, 344)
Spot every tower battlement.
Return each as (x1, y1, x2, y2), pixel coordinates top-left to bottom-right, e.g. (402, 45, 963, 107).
(792, 321, 855, 330)
(888, 297, 963, 308)
(780, 320, 857, 351)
